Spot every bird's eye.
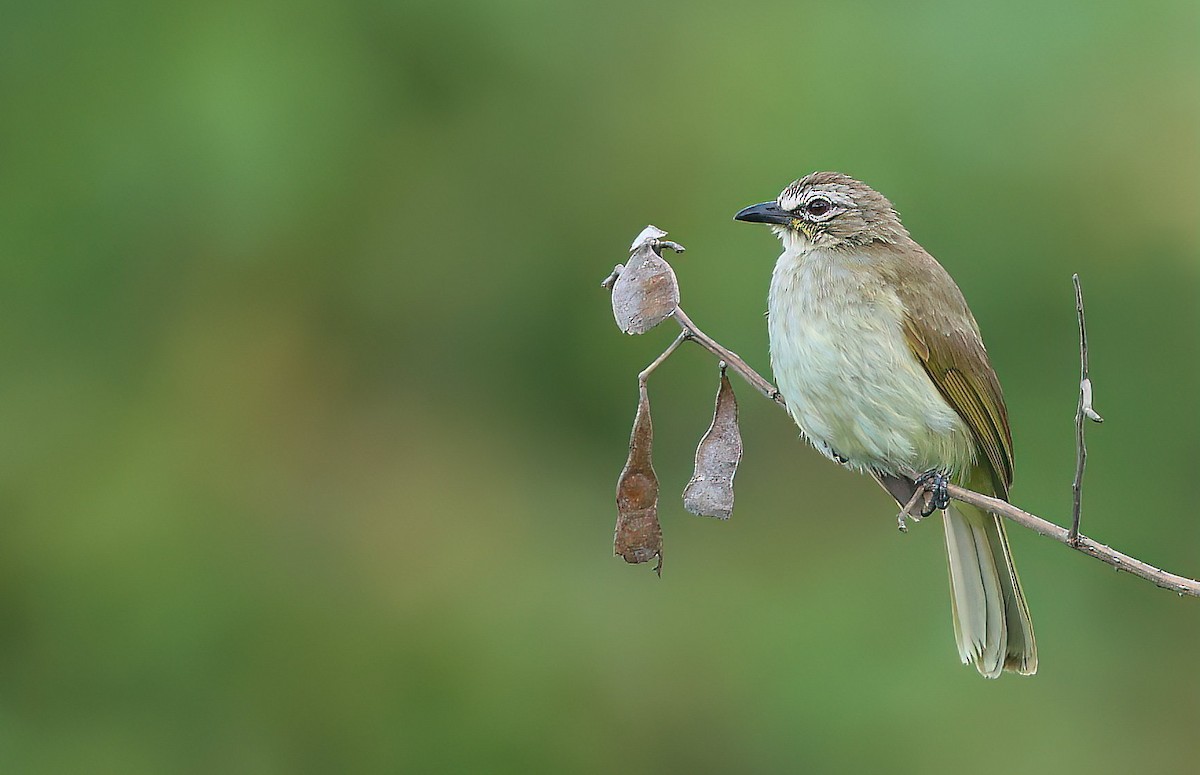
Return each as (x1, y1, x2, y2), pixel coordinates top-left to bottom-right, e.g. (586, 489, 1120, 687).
(805, 197, 832, 218)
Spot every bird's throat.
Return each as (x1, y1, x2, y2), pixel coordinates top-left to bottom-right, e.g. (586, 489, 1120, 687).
(774, 225, 816, 255)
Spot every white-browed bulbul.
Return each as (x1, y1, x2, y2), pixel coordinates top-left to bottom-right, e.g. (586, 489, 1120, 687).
(735, 172, 1036, 678)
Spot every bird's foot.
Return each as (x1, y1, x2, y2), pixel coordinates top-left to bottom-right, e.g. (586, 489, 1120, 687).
(914, 469, 951, 517)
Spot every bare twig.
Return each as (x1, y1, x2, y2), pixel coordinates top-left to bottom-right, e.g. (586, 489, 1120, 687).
(660, 291, 1200, 598)
(947, 483, 1198, 596)
(639, 330, 690, 385)
(600, 264, 622, 290)
(670, 307, 785, 408)
(1069, 274, 1104, 545)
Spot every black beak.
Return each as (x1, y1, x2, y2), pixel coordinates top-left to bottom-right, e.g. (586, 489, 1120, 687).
(734, 201, 791, 225)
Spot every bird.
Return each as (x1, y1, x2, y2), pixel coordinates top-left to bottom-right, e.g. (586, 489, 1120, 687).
(734, 172, 1036, 678)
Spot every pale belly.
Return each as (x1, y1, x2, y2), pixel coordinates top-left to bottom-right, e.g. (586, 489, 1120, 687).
(767, 250, 975, 477)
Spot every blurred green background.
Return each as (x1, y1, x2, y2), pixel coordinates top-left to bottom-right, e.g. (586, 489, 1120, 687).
(1, 0, 1198, 772)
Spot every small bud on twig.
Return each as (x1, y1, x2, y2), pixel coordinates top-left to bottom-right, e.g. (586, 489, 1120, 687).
(1081, 378, 1103, 423)
(599, 264, 623, 290)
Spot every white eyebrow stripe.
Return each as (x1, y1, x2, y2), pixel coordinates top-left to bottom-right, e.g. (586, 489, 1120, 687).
(778, 188, 855, 212)
(778, 191, 804, 211)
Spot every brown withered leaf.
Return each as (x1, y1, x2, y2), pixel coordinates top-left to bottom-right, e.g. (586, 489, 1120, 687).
(682, 365, 742, 519)
(610, 228, 681, 335)
(614, 382, 663, 575)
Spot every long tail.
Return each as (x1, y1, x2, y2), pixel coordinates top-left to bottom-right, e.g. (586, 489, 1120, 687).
(943, 500, 1037, 677)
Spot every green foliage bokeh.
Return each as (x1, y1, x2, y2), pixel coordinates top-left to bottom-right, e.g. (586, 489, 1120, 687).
(1, 1, 1197, 772)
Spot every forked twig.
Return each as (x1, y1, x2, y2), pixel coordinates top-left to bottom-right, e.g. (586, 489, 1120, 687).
(670, 307, 784, 407)
(639, 331, 689, 385)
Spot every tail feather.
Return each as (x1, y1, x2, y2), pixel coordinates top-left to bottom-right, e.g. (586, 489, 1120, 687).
(873, 470, 1037, 677)
(944, 505, 1005, 676)
(988, 514, 1037, 674)
(943, 507, 989, 666)
(944, 501, 1037, 677)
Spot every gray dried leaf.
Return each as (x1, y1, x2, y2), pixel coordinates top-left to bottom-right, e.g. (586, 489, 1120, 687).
(629, 225, 668, 252)
(682, 366, 742, 519)
(610, 228, 681, 335)
(614, 382, 663, 575)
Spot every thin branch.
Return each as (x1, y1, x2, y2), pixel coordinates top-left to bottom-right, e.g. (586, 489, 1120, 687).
(600, 264, 623, 290)
(661, 295, 1200, 598)
(638, 330, 689, 385)
(948, 483, 1198, 596)
(670, 307, 785, 408)
(1069, 274, 1104, 545)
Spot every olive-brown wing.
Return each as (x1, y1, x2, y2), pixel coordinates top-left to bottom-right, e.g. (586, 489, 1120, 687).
(901, 311, 1014, 500)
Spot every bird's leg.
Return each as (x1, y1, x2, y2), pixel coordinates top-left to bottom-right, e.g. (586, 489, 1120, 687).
(914, 469, 951, 517)
(895, 487, 926, 533)
(874, 470, 925, 532)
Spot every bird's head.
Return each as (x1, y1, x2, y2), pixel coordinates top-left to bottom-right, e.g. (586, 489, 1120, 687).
(734, 171, 910, 252)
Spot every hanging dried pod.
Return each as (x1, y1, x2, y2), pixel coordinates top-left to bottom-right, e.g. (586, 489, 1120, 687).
(683, 364, 742, 519)
(614, 382, 663, 574)
(610, 225, 682, 335)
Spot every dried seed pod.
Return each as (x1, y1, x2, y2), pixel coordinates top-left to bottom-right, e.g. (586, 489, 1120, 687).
(682, 365, 742, 519)
(614, 382, 663, 574)
(610, 226, 681, 335)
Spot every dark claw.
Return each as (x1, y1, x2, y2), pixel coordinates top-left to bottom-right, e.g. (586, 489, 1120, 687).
(915, 469, 951, 516)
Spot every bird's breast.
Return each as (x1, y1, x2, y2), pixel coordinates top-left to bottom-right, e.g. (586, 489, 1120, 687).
(767, 248, 973, 475)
